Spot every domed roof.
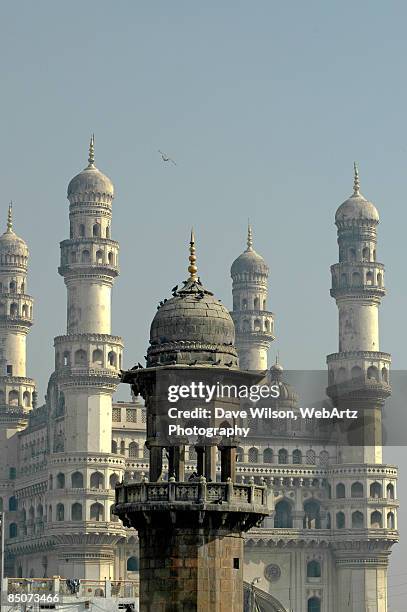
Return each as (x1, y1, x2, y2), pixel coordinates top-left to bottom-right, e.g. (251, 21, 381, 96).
(231, 224, 269, 276)
(67, 136, 114, 201)
(147, 231, 237, 367)
(0, 204, 29, 257)
(335, 164, 379, 224)
(268, 358, 298, 404)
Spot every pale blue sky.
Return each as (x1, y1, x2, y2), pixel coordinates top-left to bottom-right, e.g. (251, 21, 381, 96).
(1, 1, 407, 606)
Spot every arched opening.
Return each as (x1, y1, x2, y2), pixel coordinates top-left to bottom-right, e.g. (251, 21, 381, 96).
(242, 319, 250, 332)
(254, 297, 260, 309)
(242, 299, 248, 310)
(128, 442, 138, 458)
(108, 252, 114, 265)
(106, 226, 110, 239)
(292, 449, 302, 464)
(9, 281, 16, 293)
(236, 447, 244, 462)
(362, 247, 370, 261)
(90, 502, 104, 522)
(110, 503, 118, 522)
(352, 272, 361, 286)
(56, 503, 65, 521)
(377, 272, 383, 287)
(341, 273, 347, 286)
(121, 440, 126, 455)
(9, 496, 17, 511)
(382, 367, 388, 382)
(319, 450, 329, 466)
(79, 224, 85, 237)
(274, 499, 293, 528)
(81, 250, 90, 263)
(306, 449, 316, 465)
(71, 251, 77, 263)
(111, 440, 118, 454)
(108, 351, 117, 367)
(37, 504, 43, 518)
(278, 448, 288, 464)
(336, 512, 345, 529)
(351, 482, 363, 498)
(336, 367, 347, 383)
(348, 248, 356, 262)
(9, 523, 17, 538)
(109, 474, 119, 488)
(371, 511, 382, 528)
(352, 511, 364, 528)
(23, 391, 30, 407)
(8, 390, 19, 406)
(90, 471, 104, 489)
(336, 483, 345, 498)
(367, 365, 379, 381)
(307, 560, 321, 578)
(127, 557, 139, 572)
(71, 472, 84, 488)
(63, 351, 70, 366)
(387, 511, 395, 529)
(387, 483, 395, 499)
(71, 503, 82, 521)
(248, 447, 258, 463)
(308, 597, 321, 612)
(74, 349, 87, 366)
(92, 349, 103, 366)
(56, 473, 65, 489)
(253, 318, 261, 331)
(96, 250, 103, 264)
(93, 223, 101, 237)
(303, 499, 321, 529)
(351, 365, 363, 380)
(265, 319, 270, 331)
(48, 506, 52, 522)
(22, 304, 29, 317)
(10, 303, 18, 316)
(263, 448, 273, 464)
(370, 482, 382, 498)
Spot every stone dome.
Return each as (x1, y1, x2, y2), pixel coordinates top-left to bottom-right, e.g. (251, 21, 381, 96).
(335, 165, 379, 225)
(268, 360, 298, 404)
(231, 225, 269, 276)
(67, 136, 114, 201)
(0, 206, 29, 258)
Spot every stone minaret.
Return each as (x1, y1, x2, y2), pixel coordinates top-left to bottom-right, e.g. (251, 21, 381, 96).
(327, 165, 398, 612)
(48, 137, 125, 579)
(231, 223, 274, 370)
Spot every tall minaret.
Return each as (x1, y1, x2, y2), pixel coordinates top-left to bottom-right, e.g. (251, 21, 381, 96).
(327, 165, 398, 612)
(230, 223, 274, 369)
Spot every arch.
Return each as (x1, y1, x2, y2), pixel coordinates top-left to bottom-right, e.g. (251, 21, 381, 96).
(9, 280, 16, 293)
(79, 224, 85, 237)
(90, 471, 104, 489)
(236, 447, 244, 462)
(352, 272, 361, 286)
(128, 442, 138, 458)
(109, 473, 119, 488)
(387, 511, 395, 529)
(274, 499, 293, 528)
(366, 271, 374, 285)
(371, 510, 382, 528)
(382, 367, 388, 383)
(308, 597, 321, 612)
(362, 246, 370, 261)
(278, 448, 288, 464)
(71, 503, 82, 521)
(352, 510, 364, 528)
(70, 251, 77, 263)
(56, 473, 65, 489)
(263, 448, 273, 464)
(127, 556, 139, 571)
(71, 471, 84, 488)
(242, 319, 250, 332)
(306, 449, 316, 465)
(336, 511, 345, 529)
(74, 349, 87, 366)
(351, 365, 363, 380)
(367, 365, 379, 381)
(253, 318, 261, 331)
(303, 499, 321, 529)
(351, 482, 363, 498)
(336, 367, 347, 383)
(108, 351, 117, 367)
(56, 503, 65, 521)
(265, 319, 270, 331)
(336, 483, 345, 498)
(93, 223, 101, 237)
(110, 503, 118, 522)
(9, 523, 17, 538)
(319, 450, 329, 466)
(387, 483, 395, 500)
(106, 226, 110, 239)
(37, 504, 43, 518)
(377, 272, 383, 287)
(96, 250, 103, 264)
(10, 302, 18, 316)
(21, 390, 30, 407)
(48, 505, 52, 522)
(9, 496, 17, 511)
(121, 440, 126, 455)
(370, 482, 382, 498)
(81, 249, 91, 263)
(348, 247, 356, 262)
(108, 251, 114, 265)
(111, 440, 118, 454)
(92, 349, 103, 366)
(307, 560, 321, 578)
(63, 351, 70, 366)
(254, 297, 260, 310)
(248, 447, 258, 463)
(90, 502, 104, 522)
(22, 304, 29, 317)
(292, 449, 302, 464)
(242, 299, 248, 310)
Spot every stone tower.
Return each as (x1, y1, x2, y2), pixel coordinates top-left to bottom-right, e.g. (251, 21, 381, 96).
(49, 137, 125, 579)
(231, 223, 274, 370)
(115, 232, 268, 611)
(326, 165, 398, 611)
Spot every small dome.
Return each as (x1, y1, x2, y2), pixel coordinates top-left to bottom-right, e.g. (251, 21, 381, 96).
(231, 225, 269, 276)
(335, 164, 379, 224)
(67, 136, 114, 201)
(0, 205, 28, 258)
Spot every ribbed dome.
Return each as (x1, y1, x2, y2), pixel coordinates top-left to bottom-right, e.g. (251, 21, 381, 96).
(67, 136, 114, 201)
(231, 225, 269, 276)
(0, 205, 28, 257)
(269, 361, 298, 404)
(335, 164, 379, 225)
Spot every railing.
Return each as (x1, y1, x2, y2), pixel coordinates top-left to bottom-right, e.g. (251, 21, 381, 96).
(6, 577, 139, 599)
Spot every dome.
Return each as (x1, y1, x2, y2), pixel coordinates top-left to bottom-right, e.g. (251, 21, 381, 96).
(268, 360, 298, 404)
(0, 205, 29, 258)
(231, 225, 269, 276)
(335, 164, 379, 225)
(67, 136, 114, 201)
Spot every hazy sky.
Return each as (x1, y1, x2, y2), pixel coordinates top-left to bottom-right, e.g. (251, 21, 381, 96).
(1, 2, 407, 607)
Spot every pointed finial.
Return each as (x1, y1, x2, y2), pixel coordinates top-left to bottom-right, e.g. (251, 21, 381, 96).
(247, 219, 253, 251)
(353, 161, 360, 196)
(188, 228, 198, 281)
(7, 202, 13, 232)
(88, 134, 95, 167)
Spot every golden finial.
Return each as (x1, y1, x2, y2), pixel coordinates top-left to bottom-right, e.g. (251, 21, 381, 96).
(353, 161, 360, 196)
(7, 202, 13, 232)
(88, 134, 95, 167)
(247, 219, 253, 251)
(188, 228, 198, 281)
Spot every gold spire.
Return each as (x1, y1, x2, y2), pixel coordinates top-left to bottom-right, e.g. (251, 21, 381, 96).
(7, 202, 13, 232)
(353, 161, 360, 196)
(188, 228, 198, 281)
(88, 134, 95, 167)
(247, 220, 253, 251)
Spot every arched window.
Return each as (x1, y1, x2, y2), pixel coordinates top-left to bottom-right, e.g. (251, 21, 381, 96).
(352, 272, 361, 286)
(79, 224, 85, 237)
(362, 247, 370, 261)
(242, 319, 250, 332)
(263, 448, 273, 464)
(336, 512, 345, 529)
(351, 482, 363, 498)
(108, 252, 114, 265)
(387, 511, 395, 529)
(303, 499, 321, 529)
(10, 303, 18, 316)
(377, 272, 383, 287)
(121, 440, 126, 455)
(81, 250, 90, 264)
(56, 503, 65, 521)
(308, 597, 321, 612)
(274, 499, 293, 528)
(9, 281, 16, 293)
(248, 447, 258, 463)
(278, 448, 288, 464)
(37, 504, 43, 518)
(371, 511, 382, 528)
(337, 367, 347, 383)
(326, 512, 331, 529)
(109, 474, 119, 489)
(90, 502, 104, 522)
(307, 560, 321, 578)
(292, 449, 302, 464)
(387, 483, 395, 500)
(306, 449, 316, 465)
(22, 304, 29, 317)
(92, 349, 103, 366)
(367, 366, 379, 381)
(93, 223, 101, 237)
(8, 390, 18, 406)
(370, 482, 382, 498)
(319, 450, 329, 466)
(9, 496, 17, 511)
(106, 226, 110, 239)
(96, 250, 103, 264)
(352, 511, 364, 528)
(143, 444, 149, 459)
(254, 318, 261, 331)
(63, 351, 70, 366)
(348, 248, 356, 262)
(128, 442, 138, 458)
(351, 365, 363, 380)
(108, 351, 117, 367)
(336, 483, 345, 498)
(90, 471, 104, 489)
(254, 297, 260, 309)
(71, 251, 77, 263)
(242, 299, 248, 310)
(235, 447, 244, 462)
(265, 320, 270, 331)
(74, 349, 87, 365)
(23, 391, 30, 407)
(127, 556, 139, 571)
(9, 523, 17, 538)
(56, 473, 65, 489)
(48, 505, 52, 522)
(111, 440, 118, 454)
(382, 367, 388, 382)
(71, 503, 82, 521)
(71, 472, 84, 488)
(366, 271, 373, 285)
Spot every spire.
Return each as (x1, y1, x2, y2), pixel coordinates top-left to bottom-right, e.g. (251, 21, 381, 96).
(246, 220, 253, 251)
(7, 202, 13, 232)
(188, 228, 198, 281)
(87, 134, 95, 168)
(353, 161, 360, 196)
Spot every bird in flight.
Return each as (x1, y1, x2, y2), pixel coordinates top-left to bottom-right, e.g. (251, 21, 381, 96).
(158, 150, 177, 165)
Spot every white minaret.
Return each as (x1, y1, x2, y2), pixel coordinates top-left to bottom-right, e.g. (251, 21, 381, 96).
(230, 223, 274, 369)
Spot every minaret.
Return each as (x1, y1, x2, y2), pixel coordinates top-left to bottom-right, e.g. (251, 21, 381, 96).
(327, 165, 398, 612)
(230, 223, 274, 369)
